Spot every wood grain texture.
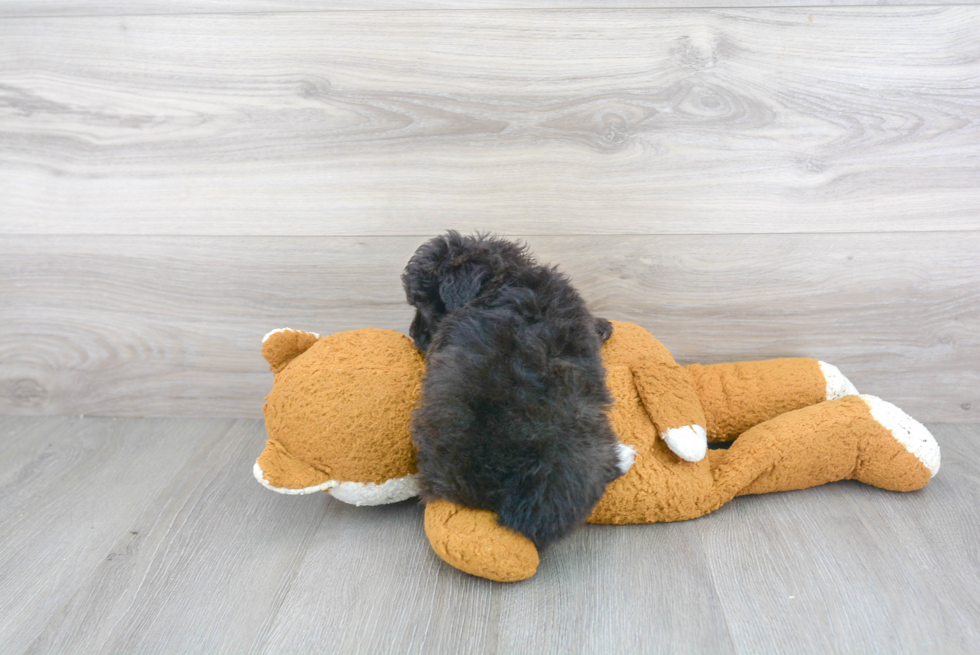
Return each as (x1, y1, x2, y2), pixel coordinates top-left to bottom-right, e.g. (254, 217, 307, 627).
(2, 233, 977, 421)
(262, 500, 738, 654)
(2, 417, 978, 654)
(257, 496, 499, 654)
(1, 8, 978, 236)
(2, 0, 976, 19)
(698, 423, 980, 654)
(0, 416, 236, 653)
(22, 419, 331, 655)
(493, 522, 737, 653)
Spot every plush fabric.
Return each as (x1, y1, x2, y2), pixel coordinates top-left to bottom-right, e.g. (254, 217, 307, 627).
(254, 321, 939, 582)
(259, 328, 423, 488)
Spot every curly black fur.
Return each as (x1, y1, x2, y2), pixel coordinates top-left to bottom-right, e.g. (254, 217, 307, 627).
(402, 231, 623, 549)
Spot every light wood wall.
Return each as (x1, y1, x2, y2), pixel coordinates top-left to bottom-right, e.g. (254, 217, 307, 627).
(1, 3, 978, 421)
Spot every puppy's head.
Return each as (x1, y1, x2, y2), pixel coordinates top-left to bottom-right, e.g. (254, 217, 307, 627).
(401, 231, 530, 351)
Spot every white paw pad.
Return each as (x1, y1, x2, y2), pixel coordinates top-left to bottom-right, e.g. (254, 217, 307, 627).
(860, 394, 940, 477)
(819, 361, 859, 399)
(662, 424, 708, 462)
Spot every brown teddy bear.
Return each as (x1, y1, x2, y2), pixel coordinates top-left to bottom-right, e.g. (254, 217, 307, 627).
(254, 322, 939, 582)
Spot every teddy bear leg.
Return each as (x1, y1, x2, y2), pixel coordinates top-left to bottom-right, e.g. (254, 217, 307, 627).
(684, 358, 858, 443)
(705, 395, 938, 514)
(423, 499, 539, 582)
(849, 394, 939, 491)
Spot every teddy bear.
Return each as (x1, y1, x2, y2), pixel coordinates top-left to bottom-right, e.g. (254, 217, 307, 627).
(254, 321, 940, 582)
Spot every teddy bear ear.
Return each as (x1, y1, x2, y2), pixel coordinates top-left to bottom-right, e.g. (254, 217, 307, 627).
(261, 328, 321, 373)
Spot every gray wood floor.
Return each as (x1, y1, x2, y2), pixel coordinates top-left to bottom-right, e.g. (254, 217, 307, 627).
(2, 0, 974, 17)
(3, 4, 979, 423)
(3, 3, 976, 652)
(4, 233, 978, 421)
(4, 8, 978, 237)
(2, 416, 978, 654)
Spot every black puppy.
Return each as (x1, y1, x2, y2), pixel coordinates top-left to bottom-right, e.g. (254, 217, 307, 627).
(402, 231, 627, 549)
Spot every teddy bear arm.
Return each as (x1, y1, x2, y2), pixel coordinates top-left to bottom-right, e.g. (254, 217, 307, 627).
(631, 361, 708, 462)
(423, 500, 539, 582)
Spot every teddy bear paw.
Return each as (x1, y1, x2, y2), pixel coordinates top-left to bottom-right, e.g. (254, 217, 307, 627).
(424, 500, 539, 582)
(662, 424, 708, 462)
(819, 361, 859, 399)
(860, 394, 940, 477)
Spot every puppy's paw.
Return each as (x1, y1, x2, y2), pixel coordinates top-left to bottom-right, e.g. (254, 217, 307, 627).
(662, 424, 708, 462)
(616, 442, 636, 475)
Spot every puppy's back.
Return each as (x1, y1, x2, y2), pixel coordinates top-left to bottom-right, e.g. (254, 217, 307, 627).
(412, 272, 623, 549)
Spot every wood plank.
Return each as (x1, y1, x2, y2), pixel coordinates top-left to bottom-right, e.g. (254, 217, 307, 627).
(22, 419, 333, 654)
(697, 423, 980, 654)
(2, 233, 977, 421)
(0, 415, 72, 484)
(851, 423, 980, 651)
(257, 498, 504, 655)
(0, 416, 235, 654)
(2, 418, 978, 652)
(1, 0, 974, 19)
(261, 503, 736, 654)
(493, 522, 736, 653)
(1, 8, 978, 235)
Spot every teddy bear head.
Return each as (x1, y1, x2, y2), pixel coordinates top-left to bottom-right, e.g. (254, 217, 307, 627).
(253, 328, 425, 506)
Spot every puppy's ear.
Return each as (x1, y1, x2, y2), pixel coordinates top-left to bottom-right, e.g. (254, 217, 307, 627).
(410, 309, 433, 352)
(402, 234, 452, 305)
(438, 262, 487, 312)
(595, 317, 614, 343)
